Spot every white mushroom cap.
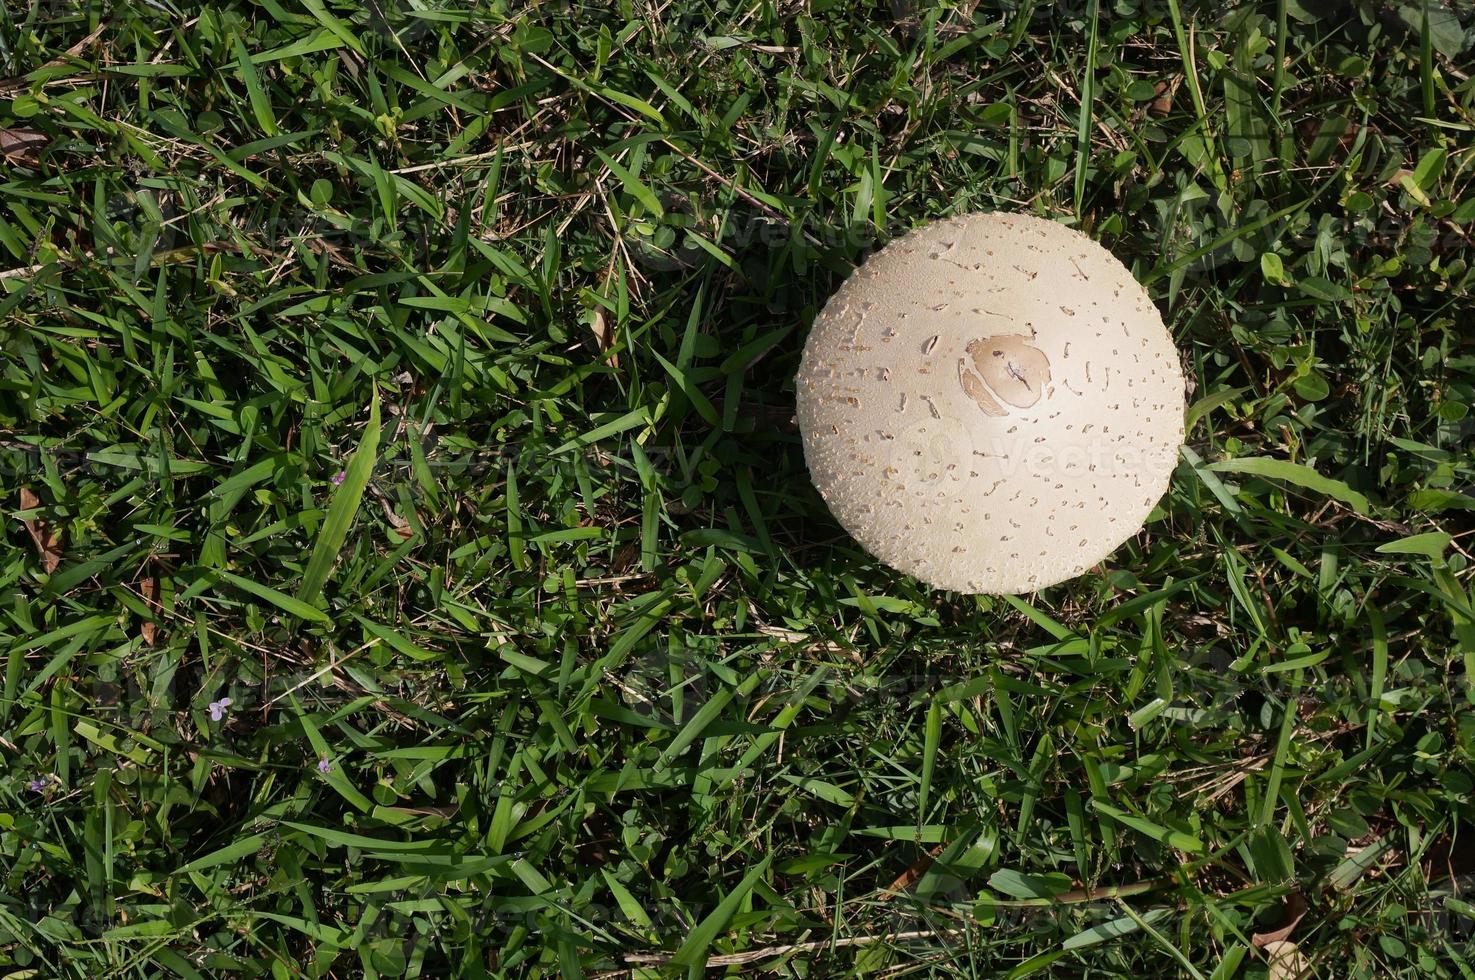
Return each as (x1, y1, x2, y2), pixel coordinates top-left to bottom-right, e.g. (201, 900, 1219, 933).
(796, 212, 1184, 594)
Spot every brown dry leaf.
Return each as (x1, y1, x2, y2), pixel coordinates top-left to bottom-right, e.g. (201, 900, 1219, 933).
(1149, 79, 1177, 117)
(140, 577, 159, 646)
(878, 842, 946, 899)
(1252, 891, 1308, 948)
(380, 498, 414, 541)
(1263, 940, 1312, 980)
(610, 540, 638, 575)
(590, 307, 618, 367)
(0, 127, 48, 165)
(17, 488, 62, 573)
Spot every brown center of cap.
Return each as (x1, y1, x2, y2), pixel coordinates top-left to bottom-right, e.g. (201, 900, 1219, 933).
(957, 334, 1052, 416)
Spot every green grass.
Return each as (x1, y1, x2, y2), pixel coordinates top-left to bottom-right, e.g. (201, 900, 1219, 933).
(2, 0, 1475, 976)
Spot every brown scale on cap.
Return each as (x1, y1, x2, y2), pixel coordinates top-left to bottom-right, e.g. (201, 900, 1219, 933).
(795, 211, 1184, 595)
(956, 330, 1051, 417)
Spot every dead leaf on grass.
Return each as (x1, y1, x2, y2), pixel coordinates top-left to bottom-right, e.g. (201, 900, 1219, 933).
(1252, 891, 1308, 948)
(589, 306, 618, 367)
(17, 488, 62, 573)
(0, 128, 48, 165)
(1150, 78, 1179, 117)
(380, 498, 414, 541)
(879, 842, 946, 899)
(1264, 940, 1312, 980)
(140, 577, 159, 646)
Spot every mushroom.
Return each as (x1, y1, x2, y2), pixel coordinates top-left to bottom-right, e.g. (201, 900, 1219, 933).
(795, 212, 1184, 594)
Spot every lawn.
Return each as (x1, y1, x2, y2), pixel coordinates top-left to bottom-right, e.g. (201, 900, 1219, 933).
(2, 0, 1475, 976)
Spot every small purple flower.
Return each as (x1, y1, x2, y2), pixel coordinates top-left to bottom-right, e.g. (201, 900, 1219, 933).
(27, 777, 47, 793)
(317, 757, 333, 774)
(331, 470, 346, 486)
(208, 697, 232, 722)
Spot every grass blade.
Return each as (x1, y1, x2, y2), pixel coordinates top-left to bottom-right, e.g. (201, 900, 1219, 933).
(232, 34, 278, 137)
(1073, 0, 1099, 217)
(919, 698, 942, 825)
(297, 388, 380, 607)
(220, 570, 331, 624)
(1208, 456, 1371, 514)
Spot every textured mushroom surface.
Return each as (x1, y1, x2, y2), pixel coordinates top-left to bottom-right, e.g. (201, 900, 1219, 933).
(796, 212, 1184, 594)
